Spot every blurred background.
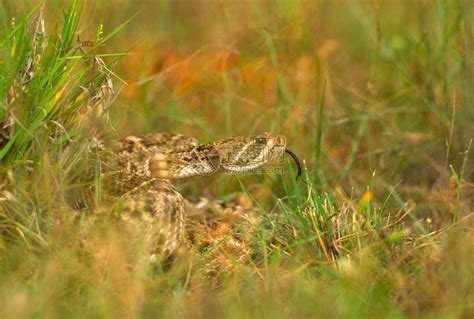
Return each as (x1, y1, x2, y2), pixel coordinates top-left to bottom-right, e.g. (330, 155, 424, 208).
(1, 1, 473, 318)
(2, 0, 473, 226)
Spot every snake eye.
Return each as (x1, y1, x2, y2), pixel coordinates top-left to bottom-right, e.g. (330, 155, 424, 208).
(256, 137, 266, 144)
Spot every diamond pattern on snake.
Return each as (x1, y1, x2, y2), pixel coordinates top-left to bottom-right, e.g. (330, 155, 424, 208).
(78, 132, 302, 262)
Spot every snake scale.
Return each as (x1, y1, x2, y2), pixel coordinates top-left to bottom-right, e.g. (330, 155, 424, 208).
(78, 132, 302, 261)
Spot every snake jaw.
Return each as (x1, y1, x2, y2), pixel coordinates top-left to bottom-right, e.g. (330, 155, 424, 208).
(285, 148, 302, 180)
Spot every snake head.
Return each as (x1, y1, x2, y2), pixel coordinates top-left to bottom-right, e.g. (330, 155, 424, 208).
(150, 133, 302, 181)
(213, 133, 300, 176)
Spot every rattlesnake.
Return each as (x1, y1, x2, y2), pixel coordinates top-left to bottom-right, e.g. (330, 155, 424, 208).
(78, 132, 301, 261)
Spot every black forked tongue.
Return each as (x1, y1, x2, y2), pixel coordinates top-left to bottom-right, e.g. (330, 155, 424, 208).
(285, 148, 302, 180)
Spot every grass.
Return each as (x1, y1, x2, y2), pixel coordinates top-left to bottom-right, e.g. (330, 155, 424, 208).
(0, 1, 473, 318)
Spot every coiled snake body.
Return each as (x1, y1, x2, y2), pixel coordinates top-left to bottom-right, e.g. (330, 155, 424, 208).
(83, 132, 301, 260)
